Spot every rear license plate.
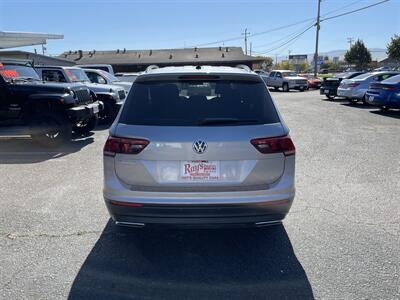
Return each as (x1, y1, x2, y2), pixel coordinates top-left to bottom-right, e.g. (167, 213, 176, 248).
(324, 89, 329, 94)
(180, 161, 220, 181)
(93, 106, 99, 113)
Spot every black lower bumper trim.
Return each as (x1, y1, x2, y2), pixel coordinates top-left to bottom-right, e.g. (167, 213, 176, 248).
(105, 200, 290, 228)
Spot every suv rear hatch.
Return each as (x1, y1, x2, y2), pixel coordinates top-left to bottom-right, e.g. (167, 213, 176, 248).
(106, 74, 293, 192)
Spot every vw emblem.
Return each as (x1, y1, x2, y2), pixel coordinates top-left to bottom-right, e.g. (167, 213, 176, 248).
(193, 140, 207, 154)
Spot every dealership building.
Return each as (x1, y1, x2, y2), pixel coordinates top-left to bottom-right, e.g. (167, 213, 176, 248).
(58, 47, 265, 72)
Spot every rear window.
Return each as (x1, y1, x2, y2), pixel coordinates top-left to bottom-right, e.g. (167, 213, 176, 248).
(382, 74, 400, 83)
(119, 80, 280, 126)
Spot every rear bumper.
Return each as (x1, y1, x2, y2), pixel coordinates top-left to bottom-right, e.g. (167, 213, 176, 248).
(320, 87, 337, 95)
(365, 93, 400, 108)
(288, 82, 307, 89)
(67, 101, 103, 121)
(105, 199, 292, 228)
(103, 155, 295, 228)
(337, 88, 366, 99)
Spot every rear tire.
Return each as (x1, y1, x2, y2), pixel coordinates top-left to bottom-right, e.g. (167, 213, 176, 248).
(282, 83, 289, 92)
(361, 96, 368, 105)
(98, 101, 115, 125)
(30, 112, 72, 147)
(349, 98, 358, 104)
(380, 106, 389, 112)
(274, 86, 279, 91)
(73, 115, 98, 134)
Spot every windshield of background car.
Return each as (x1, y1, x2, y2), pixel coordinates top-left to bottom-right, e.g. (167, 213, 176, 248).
(119, 79, 280, 126)
(382, 74, 400, 83)
(65, 68, 90, 82)
(98, 70, 120, 82)
(0, 64, 40, 81)
(282, 72, 297, 77)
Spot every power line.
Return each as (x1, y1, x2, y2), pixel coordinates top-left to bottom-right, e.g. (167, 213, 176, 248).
(192, 17, 315, 47)
(252, 21, 316, 53)
(321, 0, 365, 17)
(253, 23, 315, 55)
(321, 0, 390, 22)
(253, 21, 316, 50)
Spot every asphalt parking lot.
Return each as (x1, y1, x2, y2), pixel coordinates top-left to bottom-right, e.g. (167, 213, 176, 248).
(1, 90, 399, 300)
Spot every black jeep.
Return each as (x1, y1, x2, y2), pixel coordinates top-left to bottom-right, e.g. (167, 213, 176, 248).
(0, 59, 102, 146)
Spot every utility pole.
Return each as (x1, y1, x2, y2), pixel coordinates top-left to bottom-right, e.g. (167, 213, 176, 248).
(347, 37, 354, 49)
(313, 0, 321, 77)
(242, 28, 250, 55)
(250, 42, 252, 56)
(275, 54, 278, 66)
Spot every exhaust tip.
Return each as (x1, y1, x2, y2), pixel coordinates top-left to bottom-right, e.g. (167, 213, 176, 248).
(115, 221, 145, 228)
(255, 220, 282, 227)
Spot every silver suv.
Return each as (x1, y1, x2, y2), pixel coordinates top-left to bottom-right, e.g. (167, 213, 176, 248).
(103, 65, 296, 228)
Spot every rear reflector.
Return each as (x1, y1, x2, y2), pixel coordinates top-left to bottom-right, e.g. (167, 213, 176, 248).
(251, 135, 295, 156)
(110, 200, 143, 207)
(104, 136, 149, 156)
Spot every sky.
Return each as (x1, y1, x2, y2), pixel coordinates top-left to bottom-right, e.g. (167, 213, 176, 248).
(1, 0, 399, 59)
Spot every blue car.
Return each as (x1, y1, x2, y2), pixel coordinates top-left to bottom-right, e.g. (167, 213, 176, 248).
(366, 74, 400, 110)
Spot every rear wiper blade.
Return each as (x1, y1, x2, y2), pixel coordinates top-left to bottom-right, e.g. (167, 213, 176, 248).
(14, 77, 41, 82)
(198, 118, 259, 126)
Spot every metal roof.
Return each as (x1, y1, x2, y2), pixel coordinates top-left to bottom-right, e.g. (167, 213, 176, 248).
(143, 65, 254, 75)
(0, 31, 63, 49)
(0, 50, 74, 66)
(59, 47, 264, 66)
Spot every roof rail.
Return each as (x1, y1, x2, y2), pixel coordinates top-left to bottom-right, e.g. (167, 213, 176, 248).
(235, 64, 252, 72)
(145, 65, 159, 72)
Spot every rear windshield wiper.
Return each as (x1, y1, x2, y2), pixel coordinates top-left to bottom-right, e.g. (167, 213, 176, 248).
(12, 77, 40, 82)
(198, 118, 259, 126)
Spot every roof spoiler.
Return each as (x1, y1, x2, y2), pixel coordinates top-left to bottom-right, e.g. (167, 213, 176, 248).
(145, 65, 159, 72)
(235, 64, 252, 72)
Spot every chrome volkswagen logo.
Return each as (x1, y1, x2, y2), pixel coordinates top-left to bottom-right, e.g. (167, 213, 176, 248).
(193, 140, 207, 154)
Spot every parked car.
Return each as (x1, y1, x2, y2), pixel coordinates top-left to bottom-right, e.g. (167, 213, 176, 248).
(35, 66, 126, 124)
(77, 64, 114, 75)
(103, 65, 296, 228)
(337, 71, 399, 104)
(298, 73, 322, 89)
(265, 70, 308, 92)
(0, 59, 102, 146)
(365, 74, 400, 110)
(254, 69, 269, 76)
(320, 72, 365, 100)
(83, 68, 132, 94)
(114, 72, 140, 83)
(374, 66, 392, 72)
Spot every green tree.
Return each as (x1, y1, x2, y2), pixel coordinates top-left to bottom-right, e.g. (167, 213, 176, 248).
(386, 35, 400, 61)
(253, 56, 273, 70)
(275, 61, 294, 70)
(344, 39, 372, 70)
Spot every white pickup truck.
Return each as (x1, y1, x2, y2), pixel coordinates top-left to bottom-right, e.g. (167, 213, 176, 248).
(265, 70, 308, 92)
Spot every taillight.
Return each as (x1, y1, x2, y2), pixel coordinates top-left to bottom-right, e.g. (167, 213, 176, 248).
(251, 135, 295, 156)
(382, 85, 397, 91)
(104, 136, 149, 156)
(347, 82, 360, 88)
